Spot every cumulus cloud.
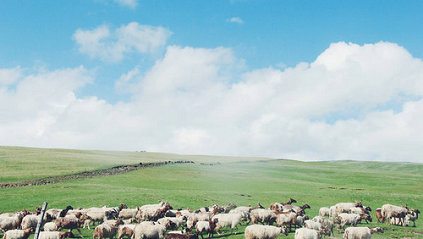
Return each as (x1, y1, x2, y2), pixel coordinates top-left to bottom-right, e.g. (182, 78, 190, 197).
(228, 17, 244, 24)
(0, 67, 22, 86)
(114, 0, 137, 8)
(73, 22, 172, 62)
(2, 42, 423, 163)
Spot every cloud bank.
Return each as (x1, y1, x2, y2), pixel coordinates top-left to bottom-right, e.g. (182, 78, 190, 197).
(1, 41, 423, 162)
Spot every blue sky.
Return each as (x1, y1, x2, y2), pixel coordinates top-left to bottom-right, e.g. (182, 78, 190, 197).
(2, 0, 423, 102)
(1, 1, 423, 162)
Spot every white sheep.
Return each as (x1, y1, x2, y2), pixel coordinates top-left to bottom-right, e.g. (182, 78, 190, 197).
(119, 208, 140, 220)
(211, 213, 242, 235)
(0, 213, 24, 231)
(250, 209, 277, 225)
(43, 222, 58, 231)
(38, 231, 74, 239)
(294, 228, 320, 239)
(21, 215, 39, 230)
(319, 207, 329, 217)
(343, 227, 383, 239)
(157, 217, 185, 230)
(334, 203, 361, 214)
(195, 221, 215, 239)
(93, 219, 123, 239)
(334, 213, 361, 230)
(133, 221, 166, 239)
(229, 207, 251, 223)
(244, 224, 287, 239)
(186, 213, 211, 230)
(137, 202, 171, 221)
(3, 229, 32, 239)
(329, 206, 338, 220)
(381, 204, 408, 225)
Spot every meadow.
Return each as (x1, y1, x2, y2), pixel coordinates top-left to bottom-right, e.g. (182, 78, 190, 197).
(1, 146, 422, 238)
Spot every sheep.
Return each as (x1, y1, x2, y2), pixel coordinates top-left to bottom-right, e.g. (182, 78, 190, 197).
(375, 208, 383, 223)
(319, 207, 329, 217)
(329, 206, 338, 220)
(165, 231, 198, 239)
(343, 227, 383, 239)
(0, 213, 24, 231)
(311, 216, 334, 236)
(282, 204, 310, 214)
(54, 216, 84, 237)
(211, 213, 242, 235)
(157, 217, 185, 230)
(43, 222, 58, 231)
(21, 215, 39, 230)
(38, 231, 74, 239)
(119, 208, 140, 220)
(295, 215, 308, 228)
(93, 219, 123, 239)
(269, 203, 284, 212)
(229, 206, 252, 223)
(137, 202, 171, 222)
(132, 221, 167, 239)
(381, 204, 409, 225)
(250, 209, 277, 225)
(186, 213, 212, 230)
(334, 213, 362, 231)
(390, 217, 410, 227)
(276, 211, 302, 232)
(59, 206, 74, 218)
(406, 209, 420, 227)
(390, 211, 407, 226)
(44, 209, 62, 222)
(117, 224, 136, 239)
(3, 228, 32, 239)
(334, 202, 363, 214)
(194, 220, 217, 239)
(244, 224, 288, 239)
(294, 228, 320, 239)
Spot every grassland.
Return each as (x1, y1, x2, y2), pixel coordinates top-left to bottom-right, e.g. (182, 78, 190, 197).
(1, 146, 422, 238)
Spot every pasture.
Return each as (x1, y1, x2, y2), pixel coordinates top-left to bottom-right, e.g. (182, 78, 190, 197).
(1, 146, 422, 238)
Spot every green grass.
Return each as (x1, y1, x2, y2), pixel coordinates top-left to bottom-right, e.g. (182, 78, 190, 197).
(1, 146, 423, 238)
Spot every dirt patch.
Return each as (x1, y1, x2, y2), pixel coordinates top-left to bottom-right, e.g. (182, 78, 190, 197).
(0, 160, 194, 189)
(327, 186, 364, 190)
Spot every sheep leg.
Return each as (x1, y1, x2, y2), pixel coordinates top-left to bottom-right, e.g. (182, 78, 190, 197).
(76, 228, 83, 238)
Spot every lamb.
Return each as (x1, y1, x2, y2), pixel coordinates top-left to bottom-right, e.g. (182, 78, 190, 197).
(93, 219, 123, 239)
(3, 228, 32, 239)
(250, 209, 277, 225)
(319, 207, 329, 217)
(343, 227, 383, 239)
(117, 224, 136, 239)
(244, 224, 288, 239)
(43, 222, 58, 231)
(194, 220, 217, 239)
(294, 228, 320, 239)
(38, 231, 74, 239)
(132, 221, 167, 239)
(0, 213, 24, 232)
(406, 209, 420, 227)
(211, 213, 242, 235)
(21, 215, 39, 230)
(381, 204, 409, 225)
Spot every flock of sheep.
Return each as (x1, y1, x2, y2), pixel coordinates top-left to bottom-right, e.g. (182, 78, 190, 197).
(0, 199, 420, 239)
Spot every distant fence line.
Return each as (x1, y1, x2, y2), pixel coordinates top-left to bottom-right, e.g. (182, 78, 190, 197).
(0, 160, 195, 189)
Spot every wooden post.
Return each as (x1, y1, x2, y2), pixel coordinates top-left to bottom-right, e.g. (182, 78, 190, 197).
(34, 202, 48, 239)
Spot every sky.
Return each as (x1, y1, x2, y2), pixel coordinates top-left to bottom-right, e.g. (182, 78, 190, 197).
(1, 0, 423, 162)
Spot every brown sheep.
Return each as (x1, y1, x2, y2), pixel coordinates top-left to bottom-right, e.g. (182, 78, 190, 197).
(54, 216, 84, 238)
(375, 208, 383, 223)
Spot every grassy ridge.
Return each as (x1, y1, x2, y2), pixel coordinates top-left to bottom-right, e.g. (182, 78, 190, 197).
(0, 146, 268, 183)
(0, 147, 422, 238)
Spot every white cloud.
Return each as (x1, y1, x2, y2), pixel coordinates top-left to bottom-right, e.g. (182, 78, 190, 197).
(2, 42, 423, 163)
(114, 0, 137, 8)
(228, 17, 244, 24)
(0, 67, 22, 86)
(73, 22, 172, 62)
